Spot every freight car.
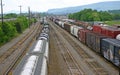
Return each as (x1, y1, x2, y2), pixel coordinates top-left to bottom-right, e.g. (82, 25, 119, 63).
(13, 22, 49, 75)
(78, 29, 89, 44)
(64, 23, 73, 33)
(71, 25, 83, 38)
(86, 31, 107, 53)
(93, 25, 120, 38)
(101, 38, 120, 66)
(51, 18, 120, 67)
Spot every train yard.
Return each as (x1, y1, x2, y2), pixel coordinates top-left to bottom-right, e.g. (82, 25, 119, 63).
(0, 17, 119, 75)
(48, 19, 119, 75)
(13, 23, 49, 75)
(0, 22, 42, 75)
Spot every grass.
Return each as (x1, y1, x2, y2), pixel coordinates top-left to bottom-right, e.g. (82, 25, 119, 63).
(104, 20, 120, 26)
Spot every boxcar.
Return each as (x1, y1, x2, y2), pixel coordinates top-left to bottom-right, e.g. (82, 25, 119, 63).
(101, 26, 120, 38)
(101, 38, 120, 66)
(86, 31, 95, 48)
(78, 29, 89, 44)
(93, 25, 102, 34)
(64, 23, 73, 33)
(71, 25, 77, 35)
(70, 25, 83, 37)
(86, 31, 107, 53)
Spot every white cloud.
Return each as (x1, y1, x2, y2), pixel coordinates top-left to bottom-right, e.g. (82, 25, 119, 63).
(1, 0, 119, 13)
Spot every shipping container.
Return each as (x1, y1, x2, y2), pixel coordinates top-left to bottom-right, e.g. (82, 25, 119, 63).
(78, 29, 89, 44)
(101, 38, 120, 66)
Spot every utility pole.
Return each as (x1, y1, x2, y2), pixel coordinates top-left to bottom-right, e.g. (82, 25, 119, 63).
(28, 7, 30, 28)
(1, 0, 4, 25)
(19, 5, 22, 15)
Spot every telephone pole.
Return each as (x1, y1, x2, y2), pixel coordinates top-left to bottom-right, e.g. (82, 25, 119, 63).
(28, 7, 30, 28)
(19, 5, 22, 15)
(1, 0, 4, 25)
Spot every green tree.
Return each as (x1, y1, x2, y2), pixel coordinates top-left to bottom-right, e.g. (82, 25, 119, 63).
(68, 9, 113, 21)
(2, 22, 17, 38)
(113, 14, 120, 20)
(0, 27, 4, 43)
(14, 21, 22, 33)
(4, 13, 18, 19)
(16, 16, 28, 31)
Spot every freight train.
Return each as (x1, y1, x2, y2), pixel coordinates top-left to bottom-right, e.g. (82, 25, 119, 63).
(50, 17, 120, 67)
(13, 22, 49, 75)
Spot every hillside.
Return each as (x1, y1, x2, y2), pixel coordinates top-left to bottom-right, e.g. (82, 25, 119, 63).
(47, 1, 120, 14)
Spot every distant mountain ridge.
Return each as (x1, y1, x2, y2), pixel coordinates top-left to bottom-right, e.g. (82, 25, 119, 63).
(47, 1, 120, 14)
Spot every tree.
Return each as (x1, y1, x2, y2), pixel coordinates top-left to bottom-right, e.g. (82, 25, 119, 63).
(99, 11, 113, 21)
(0, 27, 4, 43)
(113, 14, 120, 20)
(68, 9, 113, 21)
(2, 22, 17, 38)
(14, 21, 22, 33)
(4, 13, 18, 19)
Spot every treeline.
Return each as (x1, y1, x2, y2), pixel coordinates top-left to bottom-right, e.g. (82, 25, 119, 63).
(108, 10, 120, 14)
(0, 16, 36, 46)
(4, 13, 18, 19)
(68, 9, 120, 21)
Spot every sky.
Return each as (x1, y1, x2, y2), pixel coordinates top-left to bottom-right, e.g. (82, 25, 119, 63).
(1, 0, 119, 13)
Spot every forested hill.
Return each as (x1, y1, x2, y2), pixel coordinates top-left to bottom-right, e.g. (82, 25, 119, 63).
(68, 9, 120, 21)
(47, 1, 120, 14)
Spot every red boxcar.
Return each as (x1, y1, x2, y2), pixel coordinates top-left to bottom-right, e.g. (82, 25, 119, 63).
(93, 25, 120, 38)
(101, 26, 120, 38)
(78, 29, 90, 44)
(93, 25, 102, 34)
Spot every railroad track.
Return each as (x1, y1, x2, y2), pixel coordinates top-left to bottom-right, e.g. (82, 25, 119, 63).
(50, 23, 85, 75)
(0, 22, 42, 75)
(49, 26, 70, 75)
(48, 20, 111, 75)
(61, 32, 108, 75)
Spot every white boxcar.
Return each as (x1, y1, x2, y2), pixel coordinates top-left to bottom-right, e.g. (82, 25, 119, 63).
(61, 22, 64, 28)
(70, 25, 78, 35)
(71, 25, 83, 37)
